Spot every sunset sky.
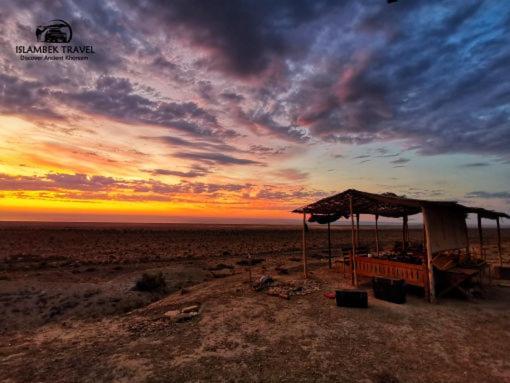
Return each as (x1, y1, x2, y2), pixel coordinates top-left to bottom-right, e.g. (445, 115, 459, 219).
(0, 0, 509, 223)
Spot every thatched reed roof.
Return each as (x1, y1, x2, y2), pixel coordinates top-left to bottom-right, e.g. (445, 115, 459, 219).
(464, 207, 510, 220)
(293, 189, 509, 220)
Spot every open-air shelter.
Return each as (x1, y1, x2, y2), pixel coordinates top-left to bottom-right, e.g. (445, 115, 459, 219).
(293, 189, 508, 302)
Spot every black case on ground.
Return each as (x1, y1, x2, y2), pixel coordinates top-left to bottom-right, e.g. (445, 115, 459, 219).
(335, 289, 368, 308)
(372, 277, 406, 304)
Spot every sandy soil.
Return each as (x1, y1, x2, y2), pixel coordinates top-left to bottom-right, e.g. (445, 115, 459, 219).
(0, 223, 509, 383)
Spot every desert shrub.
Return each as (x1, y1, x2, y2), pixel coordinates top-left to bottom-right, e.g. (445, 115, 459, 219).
(134, 272, 167, 292)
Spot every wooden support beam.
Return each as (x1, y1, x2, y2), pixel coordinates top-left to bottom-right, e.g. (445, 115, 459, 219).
(356, 213, 360, 248)
(422, 222, 430, 300)
(349, 197, 358, 286)
(375, 213, 380, 257)
(477, 214, 484, 260)
(465, 221, 471, 259)
(497, 217, 503, 266)
(422, 208, 436, 303)
(422, 224, 427, 254)
(402, 214, 408, 250)
(302, 212, 308, 279)
(422, 222, 426, 248)
(406, 215, 409, 244)
(327, 222, 332, 269)
(342, 244, 346, 276)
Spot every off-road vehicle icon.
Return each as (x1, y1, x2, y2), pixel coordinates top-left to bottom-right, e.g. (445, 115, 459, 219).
(36, 20, 72, 43)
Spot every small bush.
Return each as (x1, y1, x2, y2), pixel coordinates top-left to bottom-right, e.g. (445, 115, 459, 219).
(135, 272, 167, 292)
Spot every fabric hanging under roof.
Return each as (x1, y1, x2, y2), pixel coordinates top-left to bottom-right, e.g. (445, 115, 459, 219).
(307, 212, 344, 224)
(422, 205, 468, 253)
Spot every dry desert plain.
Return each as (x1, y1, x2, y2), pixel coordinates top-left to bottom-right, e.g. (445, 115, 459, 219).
(0, 222, 509, 383)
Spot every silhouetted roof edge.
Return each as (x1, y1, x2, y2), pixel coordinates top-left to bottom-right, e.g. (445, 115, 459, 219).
(292, 188, 509, 219)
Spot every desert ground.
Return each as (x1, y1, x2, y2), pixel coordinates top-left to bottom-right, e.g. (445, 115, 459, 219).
(0, 222, 509, 383)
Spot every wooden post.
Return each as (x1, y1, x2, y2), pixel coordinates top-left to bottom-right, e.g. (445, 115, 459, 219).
(327, 221, 332, 269)
(356, 213, 360, 249)
(375, 213, 380, 257)
(302, 212, 308, 279)
(465, 222, 471, 259)
(342, 245, 346, 275)
(497, 217, 503, 266)
(422, 208, 436, 303)
(349, 197, 358, 286)
(402, 214, 408, 251)
(477, 214, 484, 260)
(406, 215, 409, 244)
(422, 221, 426, 251)
(422, 221, 430, 299)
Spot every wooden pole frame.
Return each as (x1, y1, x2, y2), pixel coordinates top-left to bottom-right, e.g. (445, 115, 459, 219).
(349, 196, 358, 286)
(422, 207, 436, 303)
(465, 221, 471, 259)
(497, 217, 503, 266)
(402, 214, 408, 251)
(477, 214, 484, 260)
(356, 213, 360, 249)
(422, 221, 430, 300)
(406, 215, 409, 244)
(302, 212, 308, 279)
(375, 212, 380, 257)
(327, 221, 332, 269)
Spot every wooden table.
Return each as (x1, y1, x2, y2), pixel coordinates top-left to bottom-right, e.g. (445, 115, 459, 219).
(437, 265, 486, 298)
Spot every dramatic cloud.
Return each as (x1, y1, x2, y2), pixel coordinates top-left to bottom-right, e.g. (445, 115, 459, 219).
(0, 172, 326, 207)
(236, 109, 310, 143)
(3, 1, 510, 157)
(249, 145, 287, 156)
(264, 1, 510, 157)
(254, 186, 328, 202)
(272, 169, 309, 182)
(150, 136, 239, 153)
(391, 158, 410, 165)
(174, 152, 263, 166)
(0, 172, 248, 199)
(460, 162, 491, 168)
(126, 0, 342, 77)
(61, 76, 232, 138)
(145, 165, 210, 178)
(0, 173, 120, 192)
(0, 74, 59, 119)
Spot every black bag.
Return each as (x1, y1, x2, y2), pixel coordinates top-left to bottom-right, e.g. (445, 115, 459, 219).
(335, 289, 368, 308)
